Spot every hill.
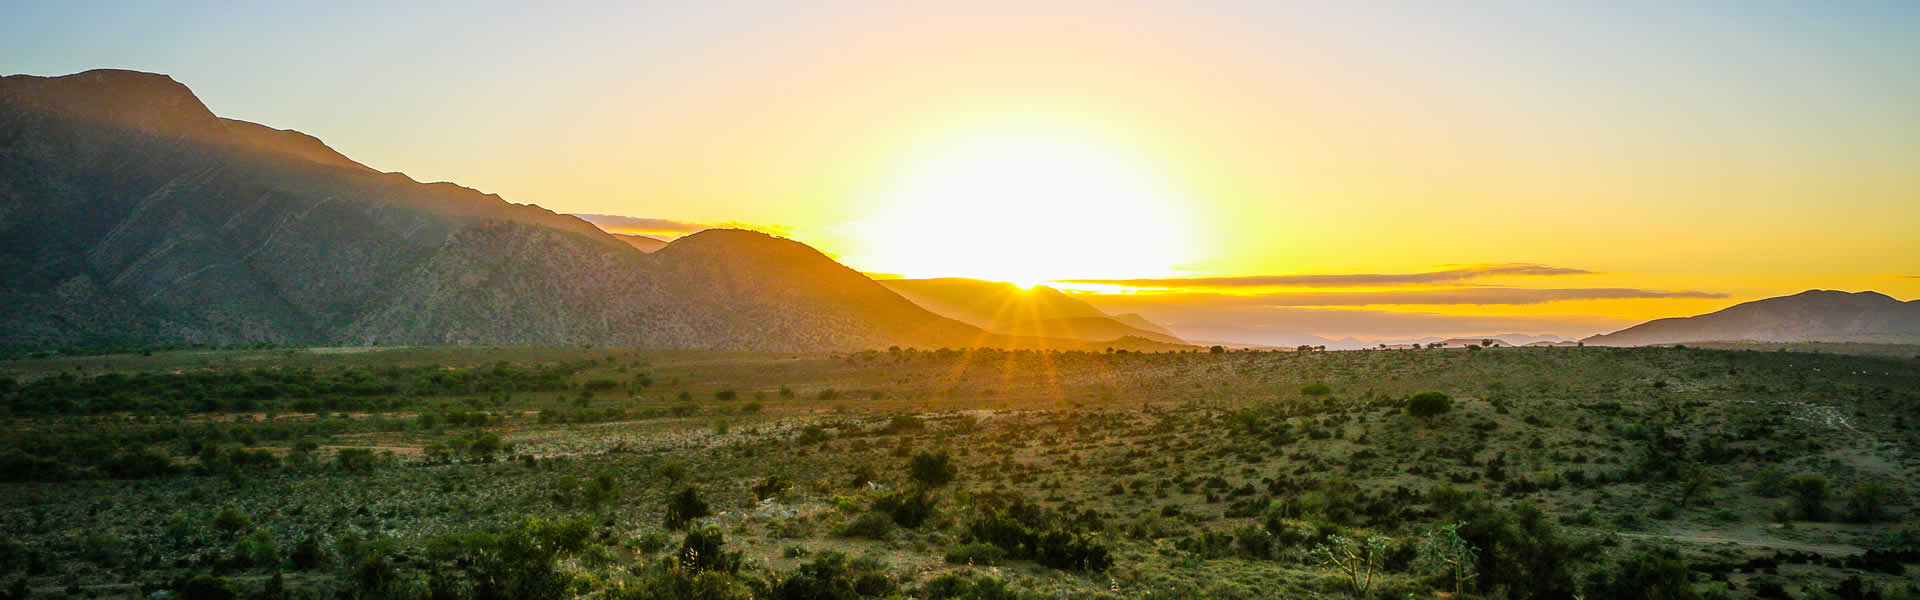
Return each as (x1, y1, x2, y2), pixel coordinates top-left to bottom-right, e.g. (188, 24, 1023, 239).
(879, 278, 1186, 344)
(1584, 289, 1920, 346)
(0, 69, 1002, 351)
(611, 233, 668, 252)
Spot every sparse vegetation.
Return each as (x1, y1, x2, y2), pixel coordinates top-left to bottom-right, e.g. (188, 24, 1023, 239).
(0, 344, 1913, 598)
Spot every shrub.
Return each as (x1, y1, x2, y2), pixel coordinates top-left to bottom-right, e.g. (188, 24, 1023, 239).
(919, 573, 1021, 600)
(664, 487, 711, 530)
(1406, 392, 1453, 418)
(847, 466, 876, 488)
(797, 425, 830, 445)
(211, 507, 252, 535)
(677, 525, 742, 574)
(909, 451, 957, 487)
(1750, 467, 1787, 497)
(1589, 546, 1695, 600)
(657, 460, 689, 483)
(178, 574, 239, 600)
(1844, 481, 1888, 523)
(289, 536, 327, 570)
(1785, 475, 1829, 521)
(335, 447, 376, 471)
(838, 512, 895, 539)
(944, 542, 1007, 566)
(875, 489, 937, 528)
(1300, 384, 1333, 397)
(753, 476, 791, 501)
(772, 551, 891, 600)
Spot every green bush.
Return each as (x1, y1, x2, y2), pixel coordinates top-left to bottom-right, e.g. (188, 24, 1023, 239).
(752, 476, 791, 501)
(1785, 475, 1829, 521)
(1405, 392, 1453, 418)
(211, 507, 252, 535)
(909, 451, 957, 487)
(875, 489, 937, 528)
(838, 512, 895, 539)
(664, 487, 711, 530)
(1300, 384, 1333, 396)
(771, 551, 891, 600)
(943, 542, 1007, 566)
(919, 573, 1020, 600)
(1588, 546, 1695, 600)
(1844, 481, 1888, 522)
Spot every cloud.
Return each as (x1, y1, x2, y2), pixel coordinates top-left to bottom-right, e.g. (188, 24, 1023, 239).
(1136, 287, 1728, 307)
(1062, 263, 1594, 288)
(571, 213, 789, 238)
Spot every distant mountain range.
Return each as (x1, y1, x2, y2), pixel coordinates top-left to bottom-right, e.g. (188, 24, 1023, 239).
(0, 69, 1191, 352)
(610, 233, 668, 253)
(877, 278, 1186, 345)
(1583, 290, 1920, 346)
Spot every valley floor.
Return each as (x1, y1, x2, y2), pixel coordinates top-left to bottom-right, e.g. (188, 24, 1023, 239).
(1, 345, 1916, 599)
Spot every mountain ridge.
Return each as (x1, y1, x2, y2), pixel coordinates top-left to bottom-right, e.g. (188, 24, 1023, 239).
(0, 68, 1089, 351)
(1583, 289, 1920, 346)
(878, 278, 1186, 345)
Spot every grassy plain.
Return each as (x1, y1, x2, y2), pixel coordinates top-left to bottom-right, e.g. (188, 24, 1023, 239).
(1, 345, 1916, 599)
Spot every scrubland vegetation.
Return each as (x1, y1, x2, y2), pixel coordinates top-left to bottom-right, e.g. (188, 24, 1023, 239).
(0, 344, 1915, 598)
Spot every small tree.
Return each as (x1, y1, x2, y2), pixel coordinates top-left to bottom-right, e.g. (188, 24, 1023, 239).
(664, 487, 711, 530)
(1311, 534, 1390, 596)
(1300, 383, 1333, 397)
(211, 507, 251, 536)
(1677, 464, 1714, 507)
(1406, 392, 1453, 418)
(1415, 522, 1478, 596)
(1844, 481, 1888, 522)
(1209, 345, 1226, 354)
(908, 451, 957, 487)
(1785, 475, 1829, 521)
(657, 460, 689, 484)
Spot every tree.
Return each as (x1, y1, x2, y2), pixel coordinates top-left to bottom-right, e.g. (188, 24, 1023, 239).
(1415, 522, 1478, 596)
(1310, 534, 1389, 596)
(658, 460, 689, 484)
(909, 451, 957, 487)
(1785, 475, 1829, 521)
(665, 487, 711, 529)
(1844, 481, 1888, 522)
(1209, 345, 1226, 354)
(1677, 464, 1714, 507)
(1406, 392, 1453, 418)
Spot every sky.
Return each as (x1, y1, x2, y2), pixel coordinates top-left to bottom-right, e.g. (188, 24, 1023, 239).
(5, 1, 1917, 344)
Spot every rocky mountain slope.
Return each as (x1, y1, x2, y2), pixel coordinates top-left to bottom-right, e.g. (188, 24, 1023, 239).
(0, 69, 1004, 351)
(1583, 289, 1920, 346)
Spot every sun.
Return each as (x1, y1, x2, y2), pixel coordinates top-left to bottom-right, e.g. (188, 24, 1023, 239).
(853, 131, 1187, 286)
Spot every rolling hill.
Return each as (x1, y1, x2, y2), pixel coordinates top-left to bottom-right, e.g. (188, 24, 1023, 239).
(1583, 289, 1920, 346)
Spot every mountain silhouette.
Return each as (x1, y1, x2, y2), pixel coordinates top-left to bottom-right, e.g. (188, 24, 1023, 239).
(1583, 290, 1920, 346)
(0, 69, 1091, 351)
(879, 278, 1185, 344)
